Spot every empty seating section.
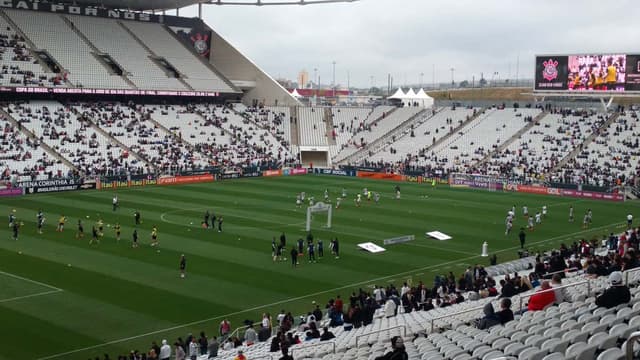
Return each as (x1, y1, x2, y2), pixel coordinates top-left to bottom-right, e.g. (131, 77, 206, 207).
(369, 107, 476, 164)
(122, 21, 233, 92)
(423, 108, 540, 171)
(67, 16, 186, 91)
(0, 15, 58, 87)
(5, 9, 131, 89)
(6, 101, 141, 176)
(0, 114, 69, 181)
(299, 107, 327, 146)
(560, 111, 639, 186)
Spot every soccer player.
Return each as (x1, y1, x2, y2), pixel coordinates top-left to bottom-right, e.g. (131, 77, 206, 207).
(217, 216, 223, 232)
(57, 215, 66, 232)
(112, 194, 119, 211)
(324, 189, 329, 202)
(628, 213, 634, 229)
(569, 206, 574, 222)
(335, 197, 342, 209)
(582, 212, 590, 229)
(542, 205, 548, 218)
(36, 209, 44, 234)
(374, 192, 380, 204)
(341, 188, 347, 198)
(76, 219, 84, 239)
(518, 228, 526, 249)
(272, 237, 277, 262)
(308, 196, 315, 207)
(204, 210, 210, 229)
(300, 192, 306, 201)
(134, 210, 141, 226)
(355, 193, 362, 207)
(317, 239, 324, 258)
(90, 225, 100, 245)
(180, 254, 186, 278)
(523, 205, 529, 218)
(394, 185, 401, 200)
(290, 246, 298, 267)
(8, 210, 16, 228)
(211, 212, 216, 229)
(132, 229, 139, 248)
(511, 205, 516, 215)
(150, 226, 158, 247)
(114, 222, 121, 242)
(587, 209, 593, 224)
(367, 191, 372, 202)
(279, 232, 287, 250)
(296, 194, 302, 208)
(97, 218, 104, 237)
(297, 237, 304, 255)
(11, 220, 19, 241)
(535, 211, 542, 225)
(308, 240, 316, 263)
(332, 237, 340, 259)
(505, 219, 513, 235)
(527, 216, 534, 231)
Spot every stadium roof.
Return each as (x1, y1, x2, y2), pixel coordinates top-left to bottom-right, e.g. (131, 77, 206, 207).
(72, 0, 357, 11)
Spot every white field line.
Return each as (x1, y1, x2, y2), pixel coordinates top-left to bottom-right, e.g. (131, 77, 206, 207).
(0, 270, 63, 291)
(37, 221, 623, 360)
(0, 289, 61, 304)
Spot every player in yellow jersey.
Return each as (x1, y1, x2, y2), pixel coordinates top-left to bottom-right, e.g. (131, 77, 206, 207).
(150, 226, 159, 247)
(56, 215, 67, 232)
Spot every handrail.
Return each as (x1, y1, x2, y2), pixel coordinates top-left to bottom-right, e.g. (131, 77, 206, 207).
(290, 340, 336, 358)
(429, 304, 488, 333)
(517, 280, 589, 312)
(626, 331, 640, 360)
(542, 267, 580, 279)
(355, 325, 406, 347)
(251, 356, 273, 360)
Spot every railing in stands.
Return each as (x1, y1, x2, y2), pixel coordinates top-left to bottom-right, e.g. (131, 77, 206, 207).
(290, 340, 335, 358)
(624, 266, 640, 286)
(429, 304, 486, 333)
(626, 331, 640, 360)
(517, 280, 589, 313)
(541, 267, 580, 279)
(355, 325, 406, 347)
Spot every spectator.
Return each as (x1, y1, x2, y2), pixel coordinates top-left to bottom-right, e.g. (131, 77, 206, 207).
(174, 342, 186, 360)
(320, 327, 335, 341)
(497, 298, 514, 324)
(374, 336, 408, 360)
(551, 273, 568, 304)
(188, 337, 198, 360)
(207, 336, 219, 359)
(596, 271, 631, 308)
(244, 324, 258, 346)
(279, 347, 294, 360)
(476, 303, 501, 330)
(158, 340, 170, 360)
(234, 350, 247, 360)
(527, 281, 555, 311)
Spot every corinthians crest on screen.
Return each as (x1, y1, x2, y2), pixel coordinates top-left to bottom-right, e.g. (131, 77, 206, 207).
(542, 59, 559, 81)
(191, 33, 210, 57)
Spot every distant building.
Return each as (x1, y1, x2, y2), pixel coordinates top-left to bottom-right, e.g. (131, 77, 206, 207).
(298, 70, 310, 89)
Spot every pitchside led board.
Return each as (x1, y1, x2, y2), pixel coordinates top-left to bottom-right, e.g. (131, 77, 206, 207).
(535, 54, 640, 92)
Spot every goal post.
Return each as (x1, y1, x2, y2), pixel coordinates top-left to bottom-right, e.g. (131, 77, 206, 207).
(306, 202, 332, 231)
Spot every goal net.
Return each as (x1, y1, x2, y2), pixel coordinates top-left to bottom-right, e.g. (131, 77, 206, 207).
(306, 202, 332, 231)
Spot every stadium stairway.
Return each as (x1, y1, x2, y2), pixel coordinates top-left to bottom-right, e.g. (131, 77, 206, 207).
(70, 107, 152, 171)
(325, 108, 336, 146)
(60, 16, 136, 89)
(421, 107, 488, 155)
(117, 21, 194, 91)
(290, 106, 300, 146)
(0, 9, 67, 85)
(547, 112, 620, 178)
(0, 107, 79, 173)
(478, 111, 549, 166)
(338, 107, 428, 165)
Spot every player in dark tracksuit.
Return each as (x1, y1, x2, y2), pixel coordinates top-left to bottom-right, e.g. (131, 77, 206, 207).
(308, 240, 316, 263)
(317, 239, 324, 258)
(290, 246, 298, 267)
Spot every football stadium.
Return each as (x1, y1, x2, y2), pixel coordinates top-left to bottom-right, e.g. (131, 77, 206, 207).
(1, 1, 640, 360)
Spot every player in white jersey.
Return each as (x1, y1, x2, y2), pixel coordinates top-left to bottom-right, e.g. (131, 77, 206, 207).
(523, 205, 529, 218)
(628, 213, 634, 229)
(535, 212, 542, 224)
(112, 194, 119, 211)
(528, 216, 534, 231)
(296, 194, 302, 208)
(355, 194, 362, 207)
(374, 192, 380, 204)
(335, 197, 342, 209)
(569, 206, 574, 222)
(508, 209, 515, 218)
(362, 187, 368, 196)
(505, 220, 513, 235)
(324, 189, 329, 202)
(511, 205, 516, 215)
(341, 188, 347, 198)
(542, 205, 547, 218)
(301, 192, 306, 201)
(308, 196, 315, 207)
(583, 213, 590, 229)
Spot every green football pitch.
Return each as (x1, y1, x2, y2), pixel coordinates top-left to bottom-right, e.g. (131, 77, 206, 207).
(0, 175, 635, 359)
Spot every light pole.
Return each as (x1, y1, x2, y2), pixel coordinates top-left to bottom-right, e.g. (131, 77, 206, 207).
(420, 72, 424, 88)
(332, 61, 336, 98)
(450, 67, 455, 88)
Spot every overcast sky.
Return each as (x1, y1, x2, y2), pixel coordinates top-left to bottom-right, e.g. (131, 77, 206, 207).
(174, 0, 640, 88)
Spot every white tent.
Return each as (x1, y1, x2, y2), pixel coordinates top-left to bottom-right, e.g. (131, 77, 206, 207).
(388, 88, 405, 99)
(415, 88, 434, 108)
(403, 88, 417, 107)
(291, 88, 302, 98)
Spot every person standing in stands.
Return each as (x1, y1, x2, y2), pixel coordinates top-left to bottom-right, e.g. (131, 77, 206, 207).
(596, 271, 631, 308)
